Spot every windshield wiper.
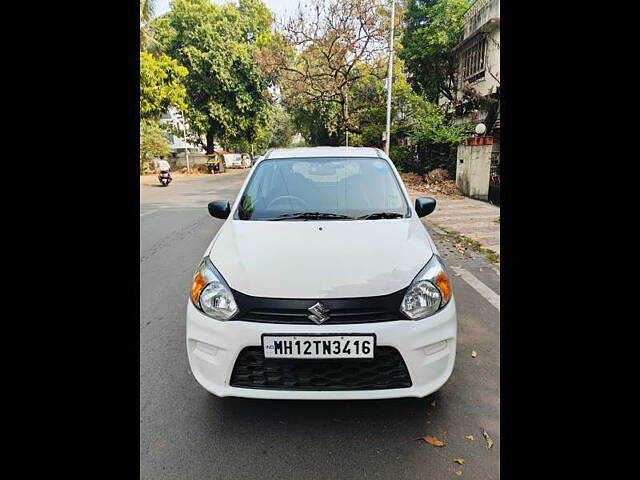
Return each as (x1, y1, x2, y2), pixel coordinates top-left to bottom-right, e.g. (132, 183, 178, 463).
(267, 212, 354, 221)
(356, 212, 405, 220)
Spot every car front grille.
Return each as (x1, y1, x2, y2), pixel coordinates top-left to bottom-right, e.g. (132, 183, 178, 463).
(231, 288, 408, 325)
(239, 308, 400, 324)
(230, 346, 412, 391)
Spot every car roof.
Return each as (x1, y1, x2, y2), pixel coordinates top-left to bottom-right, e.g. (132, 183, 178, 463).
(266, 146, 383, 159)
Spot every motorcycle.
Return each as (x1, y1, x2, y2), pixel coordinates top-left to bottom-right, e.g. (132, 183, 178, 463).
(158, 170, 172, 187)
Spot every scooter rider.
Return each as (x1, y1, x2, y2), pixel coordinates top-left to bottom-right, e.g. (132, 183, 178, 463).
(157, 158, 172, 186)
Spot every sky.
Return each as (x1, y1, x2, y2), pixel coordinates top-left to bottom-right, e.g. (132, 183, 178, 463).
(154, 0, 305, 22)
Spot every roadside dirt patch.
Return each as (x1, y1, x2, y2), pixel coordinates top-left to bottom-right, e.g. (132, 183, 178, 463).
(401, 170, 463, 197)
(179, 164, 210, 174)
(439, 230, 500, 264)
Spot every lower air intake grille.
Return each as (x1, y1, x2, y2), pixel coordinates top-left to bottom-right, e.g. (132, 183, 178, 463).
(230, 346, 412, 391)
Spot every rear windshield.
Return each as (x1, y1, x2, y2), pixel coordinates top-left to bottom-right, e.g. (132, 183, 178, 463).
(235, 157, 409, 220)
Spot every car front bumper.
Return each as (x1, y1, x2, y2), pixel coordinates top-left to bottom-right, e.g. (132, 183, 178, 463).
(186, 298, 457, 400)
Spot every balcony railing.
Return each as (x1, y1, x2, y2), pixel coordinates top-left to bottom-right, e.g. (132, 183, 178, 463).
(462, 0, 499, 40)
(464, 0, 494, 22)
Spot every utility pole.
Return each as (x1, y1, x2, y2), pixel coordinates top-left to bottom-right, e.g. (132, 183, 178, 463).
(180, 110, 190, 172)
(384, 0, 395, 155)
(345, 92, 349, 147)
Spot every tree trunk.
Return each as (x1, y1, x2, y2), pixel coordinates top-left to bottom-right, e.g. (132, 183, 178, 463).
(205, 130, 215, 154)
(339, 89, 361, 135)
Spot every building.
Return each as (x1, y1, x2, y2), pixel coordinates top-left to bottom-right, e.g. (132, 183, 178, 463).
(454, 0, 500, 133)
(447, 0, 500, 204)
(159, 108, 221, 155)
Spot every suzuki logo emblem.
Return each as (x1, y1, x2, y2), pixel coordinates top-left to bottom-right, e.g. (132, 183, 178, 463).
(308, 302, 331, 324)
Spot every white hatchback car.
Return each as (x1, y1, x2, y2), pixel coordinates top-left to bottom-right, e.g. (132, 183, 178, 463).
(187, 147, 456, 400)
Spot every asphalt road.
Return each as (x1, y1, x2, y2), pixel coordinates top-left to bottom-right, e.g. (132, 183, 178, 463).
(140, 170, 500, 479)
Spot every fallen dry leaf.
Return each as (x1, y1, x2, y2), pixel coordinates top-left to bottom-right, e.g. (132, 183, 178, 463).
(455, 471, 463, 476)
(417, 436, 445, 447)
(465, 435, 475, 441)
(471, 351, 477, 358)
(482, 429, 493, 449)
(453, 458, 465, 465)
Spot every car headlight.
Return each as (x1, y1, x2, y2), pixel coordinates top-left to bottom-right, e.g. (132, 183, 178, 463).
(190, 257, 238, 320)
(400, 254, 452, 320)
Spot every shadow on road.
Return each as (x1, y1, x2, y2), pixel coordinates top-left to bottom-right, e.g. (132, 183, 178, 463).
(211, 393, 438, 421)
(203, 392, 443, 443)
(182, 392, 452, 478)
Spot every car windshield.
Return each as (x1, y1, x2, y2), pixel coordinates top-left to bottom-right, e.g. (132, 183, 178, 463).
(235, 157, 409, 220)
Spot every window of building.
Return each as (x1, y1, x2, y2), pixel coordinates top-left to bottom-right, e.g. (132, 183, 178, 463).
(460, 37, 487, 84)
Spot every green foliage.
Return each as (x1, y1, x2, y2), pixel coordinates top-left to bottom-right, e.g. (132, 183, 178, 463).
(389, 144, 413, 172)
(266, 107, 295, 148)
(392, 90, 466, 175)
(140, 0, 154, 22)
(140, 120, 172, 172)
(402, 92, 466, 144)
(161, 0, 274, 152)
(140, 0, 164, 54)
(267, 0, 389, 139)
(221, 105, 294, 153)
(148, 15, 175, 50)
(290, 103, 343, 147)
(140, 52, 188, 120)
(400, 0, 468, 102)
(237, 0, 273, 43)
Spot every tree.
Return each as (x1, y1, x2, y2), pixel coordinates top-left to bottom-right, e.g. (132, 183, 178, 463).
(222, 105, 295, 153)
(400, 92, 465, 144)
(140, 0, 163, 54)
(261, 0, 390, 138)
(263, 106, 295, 149)
(140, 52, 188, 120)
(400, 0, 468, 103)
(160, 0, 274, 154)
(289, 101, 343, 146)
(140, 120, 172, 172)
(237, 0, 273, 42)
(147, 14, 174, 51)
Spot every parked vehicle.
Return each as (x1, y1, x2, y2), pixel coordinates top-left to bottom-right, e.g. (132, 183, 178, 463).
(240, 153, 252, 168)
(252, 153, 265, 166)
(206, 153, 226, 174)
(222, 153, 242, 169)
(157, 159, 172, 187)
(187, 147, 456, 400)
(223, 153, 252, 168)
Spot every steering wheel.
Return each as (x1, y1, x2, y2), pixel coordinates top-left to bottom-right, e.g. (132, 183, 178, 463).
(267, 195, 311, 211)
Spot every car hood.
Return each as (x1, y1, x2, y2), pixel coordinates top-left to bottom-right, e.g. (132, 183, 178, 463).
(208, 218, 434, 299)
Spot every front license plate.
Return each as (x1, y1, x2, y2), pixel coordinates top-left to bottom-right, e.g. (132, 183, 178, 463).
(262, 335, 375, 359)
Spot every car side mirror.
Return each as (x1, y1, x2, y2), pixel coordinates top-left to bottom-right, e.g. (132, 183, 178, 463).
(415, 197, 436, 217)
(208, 201, 231, 219)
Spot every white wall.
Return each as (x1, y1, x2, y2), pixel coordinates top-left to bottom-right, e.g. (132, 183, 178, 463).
(437, 0, 500, 108)
(456, 144, 495, 200)
(462, 0, 500, 42)
(464, 27, 500, 98)
(159, 107, 208, 153)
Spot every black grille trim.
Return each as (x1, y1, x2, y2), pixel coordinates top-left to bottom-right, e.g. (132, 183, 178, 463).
(230, 288, 408, 325)
(230, 346, 412, 390)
